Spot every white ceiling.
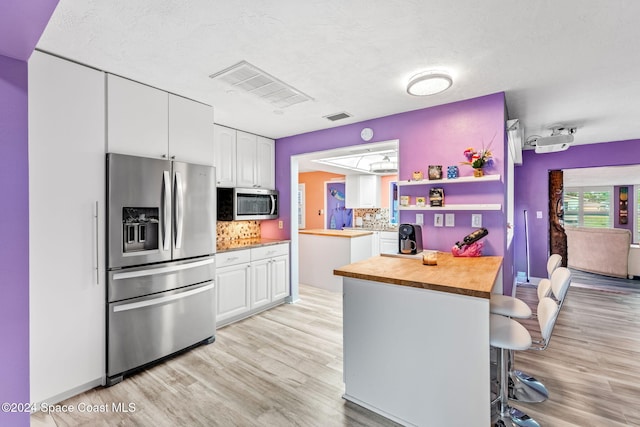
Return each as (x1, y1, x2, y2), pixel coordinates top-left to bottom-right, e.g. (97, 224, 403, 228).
(36, 1, 640, 148)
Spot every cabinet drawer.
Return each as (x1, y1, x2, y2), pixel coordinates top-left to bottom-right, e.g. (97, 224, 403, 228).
(251, 243, 289, 260)
(216, 249, 251, 268)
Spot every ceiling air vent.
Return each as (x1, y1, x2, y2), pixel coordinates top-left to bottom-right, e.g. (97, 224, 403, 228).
(324, 112, 352, 122)
(209, 60, 313, 108)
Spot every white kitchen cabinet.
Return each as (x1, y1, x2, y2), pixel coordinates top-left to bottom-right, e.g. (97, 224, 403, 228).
(371, 231, 381, 256)
(29, 51, 106, 403)
(213, 124, 237, 187)
(168, 93, 214, 165)
(216, 243, 289, 327)
(271, 255, 290, 300)
(215, 250, 251, 324)
(256, 136, 276, 190)
(346, 174, 381, 208)
(236, 131, 276, 189)
(251, 243, 290, 308)
(106, 74, 169, 158)
(107, 74, 214, 164)
(380, 231, 398, 254)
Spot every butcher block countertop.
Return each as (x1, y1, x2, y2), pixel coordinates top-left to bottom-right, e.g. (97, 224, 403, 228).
(334, 252, 503, 299)
(299, 229, 373, 238)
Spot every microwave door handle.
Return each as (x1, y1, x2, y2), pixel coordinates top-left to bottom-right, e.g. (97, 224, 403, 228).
(174, 171, 184, 249)
(162, 170, 171, 251)
(270, 195, 276, 215)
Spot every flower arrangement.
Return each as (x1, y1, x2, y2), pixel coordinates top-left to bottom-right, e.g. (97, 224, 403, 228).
(461, 146, 494, 170)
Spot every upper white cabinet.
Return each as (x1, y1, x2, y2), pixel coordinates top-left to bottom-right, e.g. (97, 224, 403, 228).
(214, 126, 275, 189)
(29, 51, 106, 403)
(107, 74, 214, 165)
(346, 174, 381, 208)
(236, 131, 258, 188)
(237, 131, 276, 189)
(213, 124, 237, 187)
(107, 74, 168, 158)
(168, 94, 214, 165)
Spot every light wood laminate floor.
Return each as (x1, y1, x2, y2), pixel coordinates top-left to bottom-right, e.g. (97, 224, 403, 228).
(32, 283, 640, 426)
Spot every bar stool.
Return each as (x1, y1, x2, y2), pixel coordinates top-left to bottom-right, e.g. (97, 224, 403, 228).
(510, 267, 572, 402)
(490, 254, 561, 318)
(491, 297, 559, 427)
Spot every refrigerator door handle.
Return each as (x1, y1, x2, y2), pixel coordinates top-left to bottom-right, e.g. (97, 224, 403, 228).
(175, 171, 184, 249)
(112, 257, 214, 280)
(162, 170, 172, 251)
(113, 282, 214, 313)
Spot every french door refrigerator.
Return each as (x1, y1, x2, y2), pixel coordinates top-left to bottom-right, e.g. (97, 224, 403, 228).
(106, 153, 216, 385)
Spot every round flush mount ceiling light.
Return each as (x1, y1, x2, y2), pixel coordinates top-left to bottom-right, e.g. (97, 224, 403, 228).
(406, 71, 453, 96)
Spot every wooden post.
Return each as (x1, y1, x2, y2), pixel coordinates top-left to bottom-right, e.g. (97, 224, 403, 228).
(549, 170, 568, 267)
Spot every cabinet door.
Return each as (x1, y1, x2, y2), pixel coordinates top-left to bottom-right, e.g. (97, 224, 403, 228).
(380, 238, 398, 255)
(251, 259, 271, 309)
(213, 125, 237, 187)
(216, 263, 251, 323)
(236, 131, 257, 187)
(28, 52, 106, 403)
(359, 175, 381, 208)
(106, 74, 169, 158)
(168, 94, 214, 165)
(256, 136, 275, 189)
(371, 232, 381, 257)
(271, 255, 290, 300)
(345, 175, 360, 209)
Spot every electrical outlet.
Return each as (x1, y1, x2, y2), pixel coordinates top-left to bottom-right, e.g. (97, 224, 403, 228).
(471, 214, 482, 228)
(278, 220, 283, 229)
(445, 213, 455, 227)
(416, 213, 424, 224)
(434, 213, 443, 227)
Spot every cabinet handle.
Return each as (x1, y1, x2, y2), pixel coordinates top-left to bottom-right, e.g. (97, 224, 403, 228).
(162, 154, 167, 159)
(171, 155, 176, 160)
(94, 201, 100, 286)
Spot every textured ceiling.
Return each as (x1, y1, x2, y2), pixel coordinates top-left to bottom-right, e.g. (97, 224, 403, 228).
(37, 0, 640, 149)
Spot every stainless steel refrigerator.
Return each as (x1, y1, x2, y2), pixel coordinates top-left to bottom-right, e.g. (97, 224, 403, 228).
(106, 153, 216, 386)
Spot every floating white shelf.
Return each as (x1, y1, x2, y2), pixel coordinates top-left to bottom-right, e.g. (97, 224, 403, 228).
(396, 174, 501, 186)
(399, 204, 502, 211)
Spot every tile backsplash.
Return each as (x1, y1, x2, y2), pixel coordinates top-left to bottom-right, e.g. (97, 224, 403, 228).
(216, 221, 261, 241)
(353, 208, 395, 229)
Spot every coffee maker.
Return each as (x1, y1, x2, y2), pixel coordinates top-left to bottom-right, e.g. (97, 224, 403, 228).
(398, 223, 424, 254)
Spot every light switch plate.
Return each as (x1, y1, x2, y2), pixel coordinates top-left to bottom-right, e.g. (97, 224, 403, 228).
(434, 213, 444, 227)
(471, 214, 482, 228)
(536, 211, 543, 219)
(416, 213, 424, 224)
(445, 213, 455, 227)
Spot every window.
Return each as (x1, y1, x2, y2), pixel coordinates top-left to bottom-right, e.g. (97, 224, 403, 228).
(564, 187, 613, 228)
(636, 186, 640, 242)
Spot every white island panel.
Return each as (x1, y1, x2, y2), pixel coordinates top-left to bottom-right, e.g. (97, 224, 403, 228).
(343, 277, 490, 426)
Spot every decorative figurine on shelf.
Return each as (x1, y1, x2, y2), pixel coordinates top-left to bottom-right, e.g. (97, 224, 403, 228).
(412, 171, 423, 181)
(447, 166, 459, 179)
(428, 165, 443, 180)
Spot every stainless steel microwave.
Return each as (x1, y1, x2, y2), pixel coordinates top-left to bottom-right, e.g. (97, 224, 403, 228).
(217, 188, 279, 221)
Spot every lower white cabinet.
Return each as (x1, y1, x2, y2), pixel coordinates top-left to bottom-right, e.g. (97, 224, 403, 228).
(215, 250, 251, 324)
(380, 231, 398, 255)
(216, 243, 289, 327)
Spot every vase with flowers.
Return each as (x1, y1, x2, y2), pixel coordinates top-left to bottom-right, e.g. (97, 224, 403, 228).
(461, 145, 494, 177)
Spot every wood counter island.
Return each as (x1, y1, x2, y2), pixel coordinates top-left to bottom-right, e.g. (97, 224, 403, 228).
(334, 253, 503, 426)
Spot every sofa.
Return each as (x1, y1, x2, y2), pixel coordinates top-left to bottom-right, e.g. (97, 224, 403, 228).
(565, 226, 636, 279)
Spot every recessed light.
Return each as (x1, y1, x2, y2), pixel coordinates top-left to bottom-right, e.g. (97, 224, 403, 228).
(406, 71, 452, 96)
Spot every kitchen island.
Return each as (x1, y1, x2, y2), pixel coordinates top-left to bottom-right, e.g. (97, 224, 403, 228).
(334, 253, 503, 426)
(299, 229, 373, 292)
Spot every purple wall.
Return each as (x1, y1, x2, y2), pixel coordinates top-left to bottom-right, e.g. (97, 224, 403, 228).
(263, 92, 510, 289)
(514, 139, 640, 278)
(0, 54, 31, 427)
(1, 2, 58, 426)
